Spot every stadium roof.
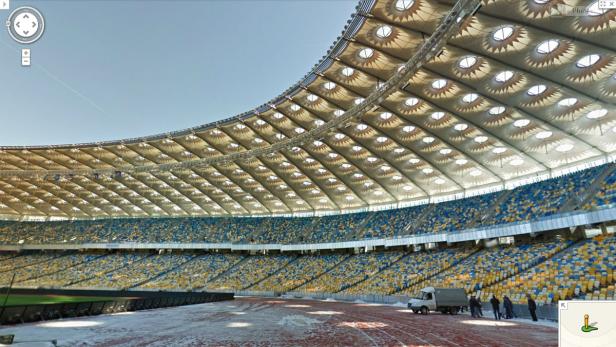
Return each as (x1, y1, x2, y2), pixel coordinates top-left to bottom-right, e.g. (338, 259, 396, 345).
(0, 0, 615, 220)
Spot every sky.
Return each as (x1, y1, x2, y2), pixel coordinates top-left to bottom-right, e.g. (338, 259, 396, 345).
(0, 0, 357, 146)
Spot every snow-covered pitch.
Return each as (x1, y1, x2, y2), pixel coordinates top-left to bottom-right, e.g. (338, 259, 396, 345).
(0, 297, 557, 346)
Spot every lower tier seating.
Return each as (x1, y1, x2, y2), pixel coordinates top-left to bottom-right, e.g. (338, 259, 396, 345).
(3, 234, 616, 308)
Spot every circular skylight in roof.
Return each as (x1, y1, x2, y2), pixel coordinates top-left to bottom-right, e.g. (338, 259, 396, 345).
(558, 98, 578, 107)
(431, 111, 445, 120)
(352, 145, 362, 152)
(495, 71, 514, 83)
(367, 157, 378, 163)
(294, 127, 305, 134)
(533, 0, 549, 3)
(431, 79, 447, 89)
(334, 110, 344, 117)
(439, 148, 452, 155)
(489, 106, 506, 115)
(405, 97, 419, 107)
(556, 143, 574, 152)
(422, 168, 434, 174)
(334, 133, 345, 140)
(587, 1, 608, 16)
(527, 84, 547, 96)
(462, 93, 479, 103)
(434, 178, 446, 185)
(402, 125, 416, 133)
(513, 119, 530, 128)
(354, 98, 365, 105)
(358, 47, 374, 59)
(422, 136, 435, 143)
(458, 56, 477, 69)
(409, 158, 420, 164)
(576, 54, 600, 68)
(380, 112, 393, 120)
(586, 109, 608, 119)
(356, 123, 368, 131)
(395, 0, 414, 11)
(340, 163, 351, 169)
(306, 94, 318, 102)
(535, 130, 552, 139)
(492, 26, 514, 41)
(323, 81, 336, 90)
(536, 39, 559, 54)
(314, 119, 325, 126)
(376, 25, 392, 38)
(454, 123, 468, 131)
(402, 185, 413, 191)
(509, 158, 524, 166)
(474, 136, 488, 143)
(376, 136, 388, 143)
(470, 169, 482, 177)
(492, 147, 507, 154)
(255, 119, 266, 125)
(341, 67, 354, 77)
(455, 159, 468, 165)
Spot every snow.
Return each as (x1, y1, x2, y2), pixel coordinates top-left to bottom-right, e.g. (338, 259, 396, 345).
(0, 297, 558, 346)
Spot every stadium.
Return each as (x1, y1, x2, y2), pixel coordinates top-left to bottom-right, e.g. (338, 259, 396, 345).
(0, 0, 615, 346)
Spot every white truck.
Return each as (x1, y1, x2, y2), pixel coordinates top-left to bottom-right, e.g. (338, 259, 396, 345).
(407, 287, 467, 315)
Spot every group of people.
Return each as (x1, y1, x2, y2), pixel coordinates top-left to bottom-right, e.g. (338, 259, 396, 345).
(468, 294, 538, 322)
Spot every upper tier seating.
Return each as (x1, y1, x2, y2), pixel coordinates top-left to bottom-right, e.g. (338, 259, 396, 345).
(0, 163, 611, 246)
(585, 169, 616, 209)
(414, 193, 500, 234)
(486, 166, 604, 226)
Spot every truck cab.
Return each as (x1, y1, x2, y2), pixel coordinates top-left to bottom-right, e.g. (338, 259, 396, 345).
(407, 287, 467, 315)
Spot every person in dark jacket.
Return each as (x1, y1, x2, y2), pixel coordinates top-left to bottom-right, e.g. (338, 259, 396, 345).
(503, 295, 514, 319)
(527, 294, 538, 321)
(476, 297, 484, 317)
(490, 295, 501, 320)
(469, 296, 479, 318)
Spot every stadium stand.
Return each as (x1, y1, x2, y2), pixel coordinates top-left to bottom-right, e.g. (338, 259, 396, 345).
(0, 164, 613, 246)
(585, 169, 616, 209)
(139, 253, 245, 290)
(75, 254, 194, 289)
(294, 251, 405, 294)
(249, 254, 349, 292)
(205, 254, 297, 291)
(0, 234, 615, 311)
(400, 240, 571, 299)
(341, 248, 474, 295)
(480, 235, 616, 304)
